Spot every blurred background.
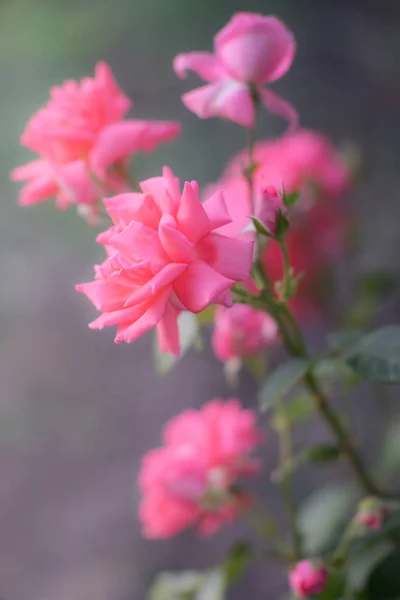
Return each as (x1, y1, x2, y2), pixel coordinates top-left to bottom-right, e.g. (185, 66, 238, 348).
(1, 0, 400, 598)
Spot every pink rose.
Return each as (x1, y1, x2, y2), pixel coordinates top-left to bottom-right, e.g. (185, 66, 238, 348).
(174, 12, 297, 129)
(289, 560, 328, 598)
(11, 62, 181, 210)
(139, 399, 264, 538)
(256, 185, 287, 234)
(76, 168, 253, 356)
(212, 304, 278, 362)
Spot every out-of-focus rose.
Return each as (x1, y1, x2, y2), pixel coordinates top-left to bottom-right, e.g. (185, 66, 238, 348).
(174, 12, 297, 129)
(289, 560, 328, 598)
(139, 398, 263, 538)
(212, 304, 278, 362)
(11, 62, 180, 211)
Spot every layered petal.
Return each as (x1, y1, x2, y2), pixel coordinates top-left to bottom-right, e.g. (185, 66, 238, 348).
(173, 260, 234, 313)
(215, 13, 296, 83)
(173, 52, 225, 82)
(92, 119, 181, 171)
(181, 81, 254, 127)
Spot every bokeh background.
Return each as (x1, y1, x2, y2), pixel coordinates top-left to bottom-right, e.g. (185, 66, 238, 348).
(1, 0, 400, 598)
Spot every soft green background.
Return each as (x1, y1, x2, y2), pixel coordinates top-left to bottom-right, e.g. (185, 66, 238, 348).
(1, 1, 399, 599)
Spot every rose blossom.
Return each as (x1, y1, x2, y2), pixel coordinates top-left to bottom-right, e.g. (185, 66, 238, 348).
(11, 62, 180, 210)
(76, 167, 253, 356)
(256, 185, 287, 234)
(139, 398, 264, 538)
(355, 498, 387, 531)
(212, 304, 278, 362)
(289, 560, 328, 598)
(174, 12, 297, 129)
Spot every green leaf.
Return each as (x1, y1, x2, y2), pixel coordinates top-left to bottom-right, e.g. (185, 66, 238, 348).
(283, 190, 300, 208)
(313, 358, 357, 394)
(305, 443, 342, 464)
(374, 420, 400, 481)
(258, 358, 310, 412)
(275, 210, 289, 238)
(242, 354, 267, 382)
(348, 541, 394, 592)
(148, 570, 202, 600)
(250, 216, 271, 237)
(366, 548, 400, 600)
(196, 569, 225, 600)
(223, 543, 252, 586)
(345, 326, 400, 383)
(148, 569, 226, 600)
(278, 394, 315, 425)
(328, 329, 364, 354)
(298, 483, 358, 554)
(154, 312, 198, 374)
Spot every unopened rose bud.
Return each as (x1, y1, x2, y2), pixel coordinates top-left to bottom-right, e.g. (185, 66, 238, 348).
(355, 497, 387, 531)
(289, 560, 328, 598)
(256, 185, 287, 234)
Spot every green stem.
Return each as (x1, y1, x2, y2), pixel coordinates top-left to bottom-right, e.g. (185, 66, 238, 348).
(279, 236, 292, 302)
(276, 406, 302, 560)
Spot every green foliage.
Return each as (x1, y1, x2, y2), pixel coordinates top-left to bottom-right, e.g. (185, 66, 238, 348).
(276, 394, 315, 425)
(374, 419, 400, 482)
(148, 544, 252, 600)
(259, 358, 311, 411)
(347, 540, 394, 593)
(250, 216, 271, 237)
(298, 484, 358, 554)
(305, 443, 342, 464)
(328, 329, 364, 355)
(345, 326, 400, 383)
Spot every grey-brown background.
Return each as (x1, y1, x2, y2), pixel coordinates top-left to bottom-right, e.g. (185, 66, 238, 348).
(1, 0, 400, 598)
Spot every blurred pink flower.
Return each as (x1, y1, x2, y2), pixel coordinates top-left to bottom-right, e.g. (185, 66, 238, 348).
(256, 185, 287, 234)
(76, 168, 253, 355)
(174, 12, 296, 128)
(139, 398, 263, 538)
(212, 304, 278, 362)
(11, 62, 180, 209)
(204, 129, 351, 317)
(289, 560, 328, 598)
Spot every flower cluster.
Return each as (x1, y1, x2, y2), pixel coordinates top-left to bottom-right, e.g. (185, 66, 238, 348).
(10, 10, 386, 600)
(76, 168, 253, 355)
(139, 399, 263, 538)
(11, 62, 180, 218)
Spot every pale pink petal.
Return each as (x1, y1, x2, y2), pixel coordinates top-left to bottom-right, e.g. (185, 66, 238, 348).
(18, 174, 58, 206)
(215, 13, 296, 83)
(10, 159, 47, 181)
(197, 233, 253, 281)
(173, 260, 234, 313)
(76, 277, 136, 312)
(109, 220, 168, 268)
(260, 87, 298, 132)
(181, 81, 254, 128)
(89, 303, 147, 329)
(115, 288, 170, 343)
(124, 262, 187, 307)
(140, 175, 178, 215)
(104, 193, 161, 228)
(202, 190, 232, 229)
(156, 304, 181, 356)
(158, 215, 195, 263)
(176, 181, 211, 243)
(92, 120, 181, 171)
(173, 52, 226, 82)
